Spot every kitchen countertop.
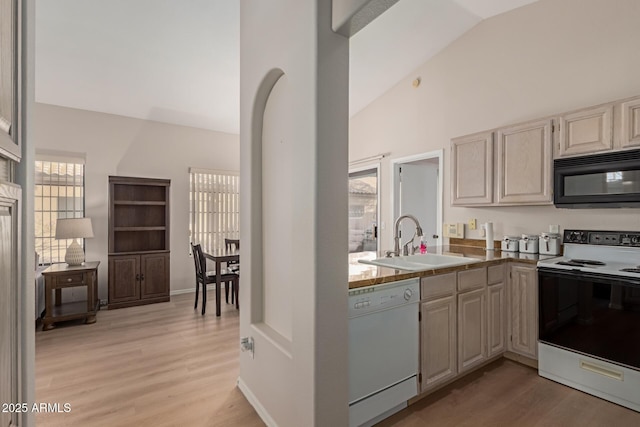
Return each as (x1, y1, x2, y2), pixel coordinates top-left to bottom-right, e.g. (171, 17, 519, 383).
(348, 245, 557, 289)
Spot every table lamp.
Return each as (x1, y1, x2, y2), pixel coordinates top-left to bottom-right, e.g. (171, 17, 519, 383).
(55, 218, 94, 266)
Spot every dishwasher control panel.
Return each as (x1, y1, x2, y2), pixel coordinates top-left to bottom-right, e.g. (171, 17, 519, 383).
(348, 278, 420, 318)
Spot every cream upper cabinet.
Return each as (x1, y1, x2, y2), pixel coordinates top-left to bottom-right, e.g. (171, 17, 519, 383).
(508, 263, 538, 360)
(557, 104, 613, 158)
(496, 119, 553, 205)
(451, 131, 493, 206)
(620, 97, 640, 149)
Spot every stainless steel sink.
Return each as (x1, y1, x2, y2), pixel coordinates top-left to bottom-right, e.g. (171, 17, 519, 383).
(358, 253, 480, 271)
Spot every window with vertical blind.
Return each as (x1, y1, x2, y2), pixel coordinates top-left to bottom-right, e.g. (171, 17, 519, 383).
(189, 168, 239, 250)
(35, 155, 85, 264)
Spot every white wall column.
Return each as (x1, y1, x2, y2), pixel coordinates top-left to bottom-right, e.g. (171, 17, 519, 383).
(239, 1, 349, 426)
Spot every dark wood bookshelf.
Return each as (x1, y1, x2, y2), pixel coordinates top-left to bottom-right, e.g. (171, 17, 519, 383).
(108, 176, 170, 309)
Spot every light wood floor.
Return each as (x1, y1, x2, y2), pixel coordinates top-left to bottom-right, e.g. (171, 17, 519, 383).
(37, 292, 640, 427)
(379, 359, 640, 427)
(36, 292, 264, 427)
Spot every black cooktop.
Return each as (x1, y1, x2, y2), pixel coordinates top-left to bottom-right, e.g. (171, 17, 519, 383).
(556, 259, 606, 267)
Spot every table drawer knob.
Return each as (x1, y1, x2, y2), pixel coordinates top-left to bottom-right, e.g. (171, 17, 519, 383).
(67, 278, 73, 282)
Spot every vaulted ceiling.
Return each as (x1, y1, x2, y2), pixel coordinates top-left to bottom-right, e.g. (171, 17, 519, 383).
(35, 0, 538, 134)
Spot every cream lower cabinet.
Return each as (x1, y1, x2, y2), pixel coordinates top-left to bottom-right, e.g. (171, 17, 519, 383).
(420, 265, 514, 394)
(420, 272, 457, 392)
(420, 296, 457, 392)
(456, 267, 488, 374)
(487, 265, 506, 358)
(458, 288, 487, 373)
(508, 263, 538, 359)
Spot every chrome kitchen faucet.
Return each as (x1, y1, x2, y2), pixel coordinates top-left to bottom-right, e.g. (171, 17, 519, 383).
(389, 214, 424, 257)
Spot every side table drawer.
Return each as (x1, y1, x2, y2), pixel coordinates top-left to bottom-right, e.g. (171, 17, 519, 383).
(55, 273, 86, 286)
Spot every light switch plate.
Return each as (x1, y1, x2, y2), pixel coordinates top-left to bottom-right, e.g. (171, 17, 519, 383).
(468, 219, 477, 230)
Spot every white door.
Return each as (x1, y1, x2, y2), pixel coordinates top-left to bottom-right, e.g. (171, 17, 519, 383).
(396, 158, 440, 249)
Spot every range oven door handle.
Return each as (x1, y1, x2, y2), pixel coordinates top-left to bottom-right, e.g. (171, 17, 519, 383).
(537, 267, 640, 287)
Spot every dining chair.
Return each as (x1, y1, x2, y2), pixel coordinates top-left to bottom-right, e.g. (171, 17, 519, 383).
(225, 238, 240, 305)
(191, 243, 239, 315)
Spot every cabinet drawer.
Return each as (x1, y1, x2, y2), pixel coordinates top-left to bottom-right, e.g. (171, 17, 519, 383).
(457, 267, 487, 292)
(487, 264, 505, 285)
(55, 273, 85, 286)
(421, 272, 456, 301)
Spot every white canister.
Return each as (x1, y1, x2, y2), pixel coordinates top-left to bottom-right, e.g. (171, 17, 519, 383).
(501, 236, 520, 252)
(519, 234, 539, 254)
(539, 232, 561, 255)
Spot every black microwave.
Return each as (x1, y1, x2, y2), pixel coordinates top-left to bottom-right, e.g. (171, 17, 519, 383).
(554, 149, 640, 208)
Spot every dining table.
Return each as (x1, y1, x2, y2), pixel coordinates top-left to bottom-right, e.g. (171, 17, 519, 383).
(202, 247, 240, 316)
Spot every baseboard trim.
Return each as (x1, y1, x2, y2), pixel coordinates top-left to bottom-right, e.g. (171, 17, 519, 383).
(170, 285, 227, 296)
(170, 288, 196, 296)
(237, 377, 278, 427)
(504, 351, 538, 369)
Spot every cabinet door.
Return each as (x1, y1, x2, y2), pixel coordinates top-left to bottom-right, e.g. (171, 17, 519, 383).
(508, 264, 538, 359)
(487, 283, 506, 358)
(140, 253, 169, 299)
(0, 0, 21, 161)
(0, 183, 20, 427)
(421, 296, 456, 392)
(451, 131, 493, 205)
(458, 288, 486, 374)
(496, 119, 553, 205)
(108, 255, 140, 303)
(557, 104, 613, 157)
(621, 97, 640, 149)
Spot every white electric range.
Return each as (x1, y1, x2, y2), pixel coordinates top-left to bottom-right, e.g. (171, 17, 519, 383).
(537, 229, 640, 412)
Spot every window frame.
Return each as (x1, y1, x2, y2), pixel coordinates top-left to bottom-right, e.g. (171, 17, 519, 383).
(34, 154, 86, 265)
(348, 163, 380, 255)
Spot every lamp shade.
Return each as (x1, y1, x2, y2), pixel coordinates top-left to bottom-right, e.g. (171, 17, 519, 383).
(55, 218, 94, 239)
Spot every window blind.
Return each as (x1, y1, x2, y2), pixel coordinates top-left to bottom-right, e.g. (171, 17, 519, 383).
(189, 168, 239, 250)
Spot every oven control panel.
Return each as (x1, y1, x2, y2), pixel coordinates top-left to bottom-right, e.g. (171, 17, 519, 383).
(563, 230, 640, 247)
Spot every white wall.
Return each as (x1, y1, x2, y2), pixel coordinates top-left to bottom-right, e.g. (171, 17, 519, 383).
(350, 0, 640, 250)
(34, 103, 239, 299)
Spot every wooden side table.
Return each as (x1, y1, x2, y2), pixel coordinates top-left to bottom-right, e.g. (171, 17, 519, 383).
(41, 261, 100, 331)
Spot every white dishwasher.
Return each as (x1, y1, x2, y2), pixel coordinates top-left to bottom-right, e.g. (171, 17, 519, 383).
(348, 278, 420, 427)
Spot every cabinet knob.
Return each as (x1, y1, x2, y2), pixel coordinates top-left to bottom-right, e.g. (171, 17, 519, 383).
(67, 278, 72, 282)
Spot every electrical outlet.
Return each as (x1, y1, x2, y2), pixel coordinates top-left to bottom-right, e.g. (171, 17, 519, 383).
(549, 224, 560, 234)
(468, 219, 477, 230)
